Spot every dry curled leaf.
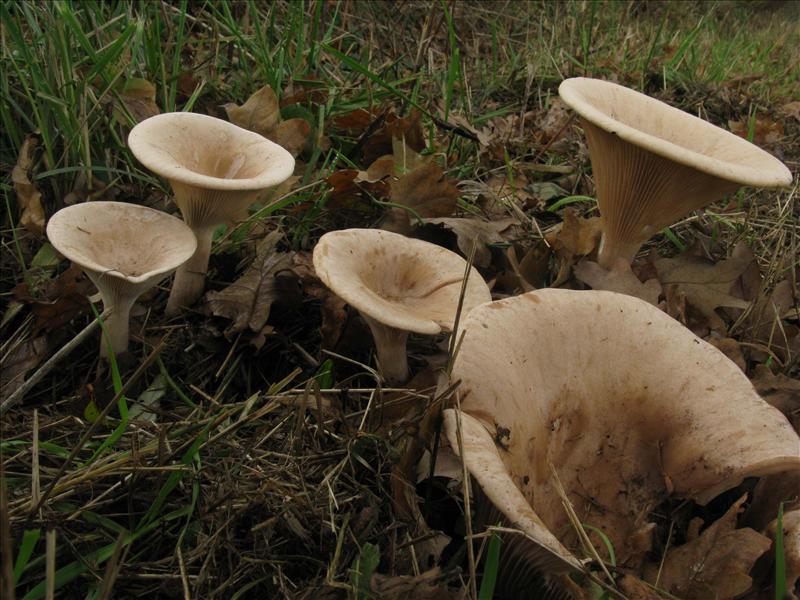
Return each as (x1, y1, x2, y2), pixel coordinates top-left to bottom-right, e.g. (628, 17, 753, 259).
(0, 336, 47, 398)
(728, 117, 784, 147)
(224, 85, 281, 137)
(116, 77, 160, 123)
(382, 164, 460, 233)
(13, 263, 94, 334)
(644, 494, 771, 599)
(363, 109, 426, 165)
(544, 207, 602, 286)
(654, 252, 752, 332)
(421, 216, 517, 268)
(287, 252, 348, 350)
(370, 567, 464, 600)
(273, 118, 312, 157)
(574, 258, 661, 305)
(203, 231, 292, 336)
(12, 135, 45, 237)
(750, 364, 800, 432)
(224, 85, 311, 157)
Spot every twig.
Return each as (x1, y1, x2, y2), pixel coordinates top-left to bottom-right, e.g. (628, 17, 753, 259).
(1, 309, 111, 414)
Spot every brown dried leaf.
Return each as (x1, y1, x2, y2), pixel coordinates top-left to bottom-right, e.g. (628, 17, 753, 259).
(224, 85, 281, 137)
(288, 252, 348, 350)
(544, 208, 602, 286)
(363, 109, 425, 165)
(12, 136, 45, 237)
(273, 118, 312, 158)
(117, 78, 160, 123)
(0, 336, 47, 398)
(332, 107, 379, 133)
(750, 364, 800, 432)
(780, 100, 800, 121)
(370, 568, 465, 600)
(644, 494, 771, 599)
(326, 170, 389, 209)
(618, 575, 661, 600)
(203, 231, 292, 335)
(421, 216, 517, 268)
(574, 258, 661, 305)
(13, 264, 94, 334)
(357, 155, 396, 182)
(728, 117, 784, 146)
(383, 164, 459, 233)
(654, 252, 752, 332)
(706, 337, 746, 372)
(504, 242, 551, 291)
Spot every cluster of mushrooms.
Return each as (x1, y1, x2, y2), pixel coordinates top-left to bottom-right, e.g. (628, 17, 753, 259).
(45, 78, 798, 596)
(47, 113, 295, 356)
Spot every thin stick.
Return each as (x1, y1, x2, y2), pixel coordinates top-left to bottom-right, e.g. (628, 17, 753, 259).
(45, 529, 56, 600)
(1, 309, 111, 414)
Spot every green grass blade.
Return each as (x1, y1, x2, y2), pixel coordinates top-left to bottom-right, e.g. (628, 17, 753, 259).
(478, 532, 501, 600)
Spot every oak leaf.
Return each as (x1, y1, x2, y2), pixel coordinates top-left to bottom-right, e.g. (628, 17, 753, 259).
(544, 208, 602, 286)
(654, 252, 751, 331)
(224, 85, 311, 157)
(574, 258, 661, 305)
(203, 231, 292, 336)
(421, 216, 517, 268)
(644, 494, 770, 599)
(382, 164, 459, 233)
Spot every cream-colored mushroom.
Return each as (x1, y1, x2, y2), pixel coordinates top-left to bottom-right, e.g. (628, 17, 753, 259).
(442, 289, 800, 593)
(558, 78, 792, 269)
(46, 201, 197, 357)
(128, 112, 295, 314)
(312, 229, 492, 384)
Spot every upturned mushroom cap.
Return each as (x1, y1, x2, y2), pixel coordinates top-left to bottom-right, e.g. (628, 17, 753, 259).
(559, 78, 793, 267)
(47, 201, 197, 355)
(313, 229, 491, 335)
(312, 229, 492, 383)
(443, 289, 800, 584)
(128, 112, 295, 313)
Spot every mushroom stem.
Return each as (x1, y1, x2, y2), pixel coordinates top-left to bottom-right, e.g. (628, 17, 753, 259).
(362, 314, 410, 385)
(596, 233, 643, 269)
(100, 299, 134, 358)
(166, 226, 213, 315)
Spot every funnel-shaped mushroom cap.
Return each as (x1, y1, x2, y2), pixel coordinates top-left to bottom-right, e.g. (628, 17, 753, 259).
(559, 78, 792, 267)
(47, 201, 197, 284)
(128, 112, 295, 191)
(443, 289, 799, 576)
(313, 229, 492, 335)
(47, 201, 197, 355)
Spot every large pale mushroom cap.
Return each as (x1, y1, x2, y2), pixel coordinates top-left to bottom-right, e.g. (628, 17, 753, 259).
(558, 78, 792, 267)
(443, 289, 800, 580)
(559, 78, 791, 188)
(46, 201, 197, 285)
(312, 229, 492, 334)
(128, 112, 295, 192)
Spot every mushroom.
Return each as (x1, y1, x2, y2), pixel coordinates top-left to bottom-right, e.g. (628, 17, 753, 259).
(558, 77, 792, 269)
(442, 289, 800, 593)
(312, 228, 492, 384)
(128, 112, 295, 314)
(46, 201, 197, 357)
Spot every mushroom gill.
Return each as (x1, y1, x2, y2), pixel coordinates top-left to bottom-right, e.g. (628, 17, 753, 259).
(442, 289, 800, 596)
